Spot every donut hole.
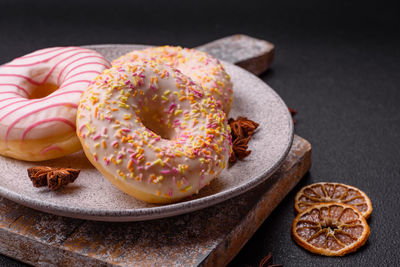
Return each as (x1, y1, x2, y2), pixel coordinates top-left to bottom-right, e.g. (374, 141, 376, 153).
(29, 83, 58, 99)
(139, 110, 175, 140)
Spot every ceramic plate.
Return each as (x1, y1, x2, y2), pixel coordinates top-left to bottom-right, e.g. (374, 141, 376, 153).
(0, 45, 293, 221)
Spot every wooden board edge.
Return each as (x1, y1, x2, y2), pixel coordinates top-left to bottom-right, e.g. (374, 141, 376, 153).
(201, 135, 311, 267)
(196, 34, 275, 75)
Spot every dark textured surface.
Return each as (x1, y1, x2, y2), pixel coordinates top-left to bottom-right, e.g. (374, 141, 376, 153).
(0, 0, 399, 266)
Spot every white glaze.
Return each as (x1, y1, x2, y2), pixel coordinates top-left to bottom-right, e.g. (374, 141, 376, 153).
(112, 46, 233, 114)
(77, 62, 231, 202)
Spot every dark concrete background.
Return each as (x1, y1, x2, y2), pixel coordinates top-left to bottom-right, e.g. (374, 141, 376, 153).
(0, 0, 399, 266)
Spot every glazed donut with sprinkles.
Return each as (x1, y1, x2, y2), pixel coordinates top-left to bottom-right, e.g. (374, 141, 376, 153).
(0, 47, 111, 161)
(113, 46, 233, 114)
(77, 61, 231, 203)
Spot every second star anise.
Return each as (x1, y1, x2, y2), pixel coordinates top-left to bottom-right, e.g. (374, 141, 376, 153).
(27, 166, 80, 190)
(228, 117, 259, 165)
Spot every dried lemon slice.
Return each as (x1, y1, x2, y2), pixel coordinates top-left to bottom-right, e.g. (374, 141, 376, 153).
(292, 203, 370, 256)
(294, 182, 372, 218)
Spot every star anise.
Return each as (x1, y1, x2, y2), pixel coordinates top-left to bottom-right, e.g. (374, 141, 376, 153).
(228, 116, 259, 165)
(232, 137, 251, 159)
(27, 166, 80, 190)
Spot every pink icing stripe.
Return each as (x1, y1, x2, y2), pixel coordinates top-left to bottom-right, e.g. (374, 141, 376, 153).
(60, 80, 91, 89)
(0, 91, 24, 97)
(34, 51, 96, 87)
(0, 96, 20, 103)
(16, 47, 65, 60)
(56, 56, 109, 85)
(0, 83, 30, 96)
(65, 70, 101, 80)
(0, 50, 95, 87)
(40, 145, 63, 155)
(4, 47, 87, 67)
(5, 102, 78, 141)
(0, 74, 41, 85)
(0, 90, 82, 121)
(21, 117, 76, 141)
(62, 61, 109, 83)
(36, 51, 96, 86)
(0, 99, 28, 111)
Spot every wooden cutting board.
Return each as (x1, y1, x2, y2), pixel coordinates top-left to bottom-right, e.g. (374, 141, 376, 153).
(0, 35, 311, 266)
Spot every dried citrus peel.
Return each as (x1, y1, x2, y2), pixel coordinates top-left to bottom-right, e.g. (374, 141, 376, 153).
(294, 182, 373, 219)
(292, 203, 370, 256)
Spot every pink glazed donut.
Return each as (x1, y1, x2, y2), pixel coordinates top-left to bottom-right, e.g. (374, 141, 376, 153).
(0, 47, 111, 161)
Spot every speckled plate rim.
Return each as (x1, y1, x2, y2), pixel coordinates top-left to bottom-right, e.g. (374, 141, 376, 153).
(0, 44, 293, 221)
